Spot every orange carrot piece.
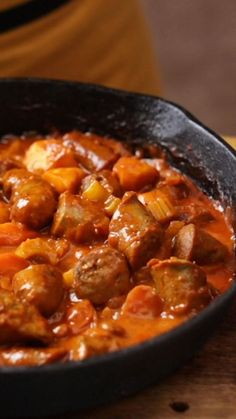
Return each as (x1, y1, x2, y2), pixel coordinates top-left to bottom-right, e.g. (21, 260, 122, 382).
(121, 285, 163, 318)
(0, 223, 37, 246)
(113, 157, 159, 191)
(0, 253, 29, 276)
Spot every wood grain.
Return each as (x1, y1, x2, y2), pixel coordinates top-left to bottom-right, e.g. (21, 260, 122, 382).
(45, 137, 236, 419)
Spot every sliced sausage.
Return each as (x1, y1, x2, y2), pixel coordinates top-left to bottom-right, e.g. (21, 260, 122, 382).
(173, 223, 228, 264)
(149, 257, 212, 314)
(73, 246, 131, 305)
(0, 289, 52, 345)
(13, 265, 64, 317)
(51, 192, 109, 243)
(108, 192, 163, 269)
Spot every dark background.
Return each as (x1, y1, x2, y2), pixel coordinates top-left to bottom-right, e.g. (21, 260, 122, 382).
(142, 0, 236, 135)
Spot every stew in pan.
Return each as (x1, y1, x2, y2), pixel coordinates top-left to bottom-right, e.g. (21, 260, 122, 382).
(0, 131, 234, 366)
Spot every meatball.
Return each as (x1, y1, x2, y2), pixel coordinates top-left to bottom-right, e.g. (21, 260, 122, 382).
(0, 288, 52, 345)
(109, 192, 163, 269)
(73, 246, 131, 304)
(10, 178, 57, 229)
(173, 223, 228, 264)
(13, 264, 64, 317)
(149, 257, 212, 314)
(2, 168, 32, 199)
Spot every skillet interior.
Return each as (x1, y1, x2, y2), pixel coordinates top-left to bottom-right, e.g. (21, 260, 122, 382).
(0, 78, 235, 417)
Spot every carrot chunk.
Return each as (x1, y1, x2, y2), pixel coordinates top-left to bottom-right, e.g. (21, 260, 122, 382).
(0, 253, 29, 276)
(0, 223, 37, 246)
(121, 285, 163, 318)
(42, 167, 86, 194)
(113, 157, 159, 191)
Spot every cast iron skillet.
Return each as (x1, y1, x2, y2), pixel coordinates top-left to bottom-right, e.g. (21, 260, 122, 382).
(0, 78, 235, 418)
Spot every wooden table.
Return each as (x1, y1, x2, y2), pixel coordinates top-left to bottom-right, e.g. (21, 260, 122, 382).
(58, 138, 236, 419)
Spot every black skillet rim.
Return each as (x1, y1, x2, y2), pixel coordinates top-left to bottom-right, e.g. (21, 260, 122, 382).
(0, 77, 235, 376)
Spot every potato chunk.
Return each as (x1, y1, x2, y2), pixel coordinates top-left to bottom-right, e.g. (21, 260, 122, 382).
(0, 289, 52, 344)
(13, 265, 64, 317)
(173, 223, 228, 264)
(109, 192, 163, 269)
(113, 157, 159, 191)
(15, 237, 69, 265)
(73, 246, 131, 304)
(121, 285, 163, 318)
(24, 139, 77, 173)
(51, 192, 109, 243)
(149, 257, 211, 314)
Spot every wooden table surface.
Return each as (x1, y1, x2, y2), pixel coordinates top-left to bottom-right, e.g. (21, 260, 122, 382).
(54, 138, 236, 419)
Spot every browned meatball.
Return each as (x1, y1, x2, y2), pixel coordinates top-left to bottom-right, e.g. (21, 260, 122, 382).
(13, 265, 64, 317)
(10, 178, 57, 229)
(73, 246, 131, 304)
(2, 168, 32, 199)
(149, 257, 212, 314)
(173, 223, 228, 264)
(108, 192, 163, 269)
(0, 288, 52, 345)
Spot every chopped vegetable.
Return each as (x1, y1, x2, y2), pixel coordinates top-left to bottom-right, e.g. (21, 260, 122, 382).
(104, 195, 121, 217)
(113, 156, 159, 191)
(140, 189, 176, 223)
(121, 285, 163, 318)
(24, 139, 77, 173)
(42, 167, 86, 194)
(0, 253, 29, 277)
(0, 222, 37, 246)
(67, 300, 97, 334)
(82, 179, 109, 202)
(173, 223, 228, 264)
